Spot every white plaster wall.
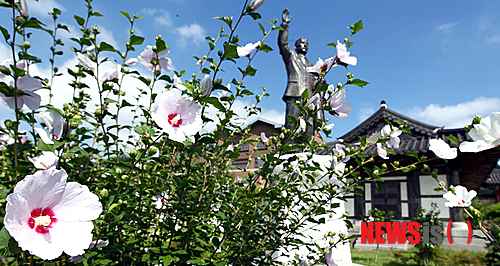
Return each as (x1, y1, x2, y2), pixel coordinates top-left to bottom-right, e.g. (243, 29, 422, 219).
(420, 174, 446, 196)
(402, 202, 409, 217)
(365, 183, 371, 200)
(346, 198, 354, 217)
(401, 182, 407, 200)
(421, 198, 450, 219)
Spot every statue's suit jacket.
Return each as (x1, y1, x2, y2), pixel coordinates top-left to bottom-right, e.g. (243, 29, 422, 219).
(278, 24, 315, 101)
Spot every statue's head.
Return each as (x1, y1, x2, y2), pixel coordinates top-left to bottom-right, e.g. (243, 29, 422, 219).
(294, 38, 308, 55)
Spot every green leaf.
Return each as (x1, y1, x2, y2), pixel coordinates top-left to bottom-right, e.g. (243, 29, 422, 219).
(245, 65, 257, 76)
(258, 22, 266, 35)
(301, 88, 309, 101)
(121, 99, 134, 108)
(222, 43, 238, 59)
(350, 79, 369, 88)
(445, 136, 460, 147)
(74, 15, 85, 26)
(18, 52, 41, 63)
(352, 20, 364, 34)
(201, 97, 225, 112)
(130, 35, 145, 46)
(248, 11, 262, 20)
(37, 139, 55, 152)
(68, 146, 89, 156)
(104, 98, 117, 104)
(240, 89, 253, 96)
(99, 42, 115, 52)
(0, 25, 10, 41)
(214, 16, 232, 28)
(8, 237, 21, 255)
(259, 44, 273, 53)
(327, 42, 337, 48)
(156, 39, 167, 53)
(119, 10, 131, 20)
(134, 125, 154, 136)
(21, 17, 46, 30)
(0, 227, 10, 248)
(405, 152, 419, 159)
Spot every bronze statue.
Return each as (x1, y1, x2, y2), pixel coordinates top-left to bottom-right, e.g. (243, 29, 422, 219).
(278, 8, 324, 137)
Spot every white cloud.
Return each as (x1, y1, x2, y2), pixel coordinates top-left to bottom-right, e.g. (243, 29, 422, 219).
(202, 97, 284, 133)
(97, 25, 120, 51)
(436, 22, 458, 33)
(174, 23, 206, 47)
(435, 22, 459, 51)
(358, 107, 375, 122)
(0, 42, 10, 62)
(486, 35, 500, 44)
(26, 0, 65, 17)
(403, 97, 500, 129)
(139, 8, 172, 28)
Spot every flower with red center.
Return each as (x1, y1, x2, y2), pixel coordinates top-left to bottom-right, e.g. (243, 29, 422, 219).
(307, 57, 335, 76)
(28, 151, 59, 170)
(237, 41, 261, 57)
(335, 41, 357, 66)
(0, 73, 42, 111)
(4, 169, 102, 260)
(429, 138, 457, 159)
(99, 64, 121, 82)
(138, 45, 173, 72)
(152, 192, 169, 210)
(35, 109, 65, 144)
(151, 89, 202, 142)
(376, 143, 389, 159)
(460, 112, 500, 152)
(381, 124, 402, 149)
(325, 85, 352, 119)
(443, 185, 476, 208)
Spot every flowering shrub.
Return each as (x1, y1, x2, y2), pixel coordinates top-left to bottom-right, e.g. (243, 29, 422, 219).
(0, 0, 498, 265)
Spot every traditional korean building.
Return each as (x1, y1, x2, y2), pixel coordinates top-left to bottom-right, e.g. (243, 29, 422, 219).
(322, 101, 500, 221)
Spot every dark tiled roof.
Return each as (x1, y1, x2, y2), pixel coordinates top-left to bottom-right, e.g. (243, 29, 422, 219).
(339, 107, 442, 143)
(485, 168, 500, 185)
(318, 105, 500, 191)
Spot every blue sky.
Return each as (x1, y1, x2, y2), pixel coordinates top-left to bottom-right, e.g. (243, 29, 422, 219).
(1, 0, 500, 141)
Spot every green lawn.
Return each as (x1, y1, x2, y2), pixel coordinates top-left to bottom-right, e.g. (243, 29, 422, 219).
(351, 248, 486, 266)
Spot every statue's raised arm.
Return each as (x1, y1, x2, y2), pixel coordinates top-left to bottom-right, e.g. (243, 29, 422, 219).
(282, 8, 292, 24)
(278, 8, 292, 60)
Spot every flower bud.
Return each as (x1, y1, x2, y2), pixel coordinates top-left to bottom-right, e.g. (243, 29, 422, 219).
(248, 170, 255, 177)
(393, 161, 400, 167)
(23, 41, 31, 49)
(472, 114, 482, 125)
(100, 188, 109, 198)
(130, 148, 138, 157)
(115, 168, 123, 175)
(4, 119, 13, 129)
(148, 146, 159, 156)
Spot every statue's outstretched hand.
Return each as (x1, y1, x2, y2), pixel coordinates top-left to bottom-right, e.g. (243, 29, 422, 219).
(282, 8, 292, 24)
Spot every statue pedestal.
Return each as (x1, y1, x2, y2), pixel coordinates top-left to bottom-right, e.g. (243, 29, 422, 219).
(273, 154, 353, 266)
